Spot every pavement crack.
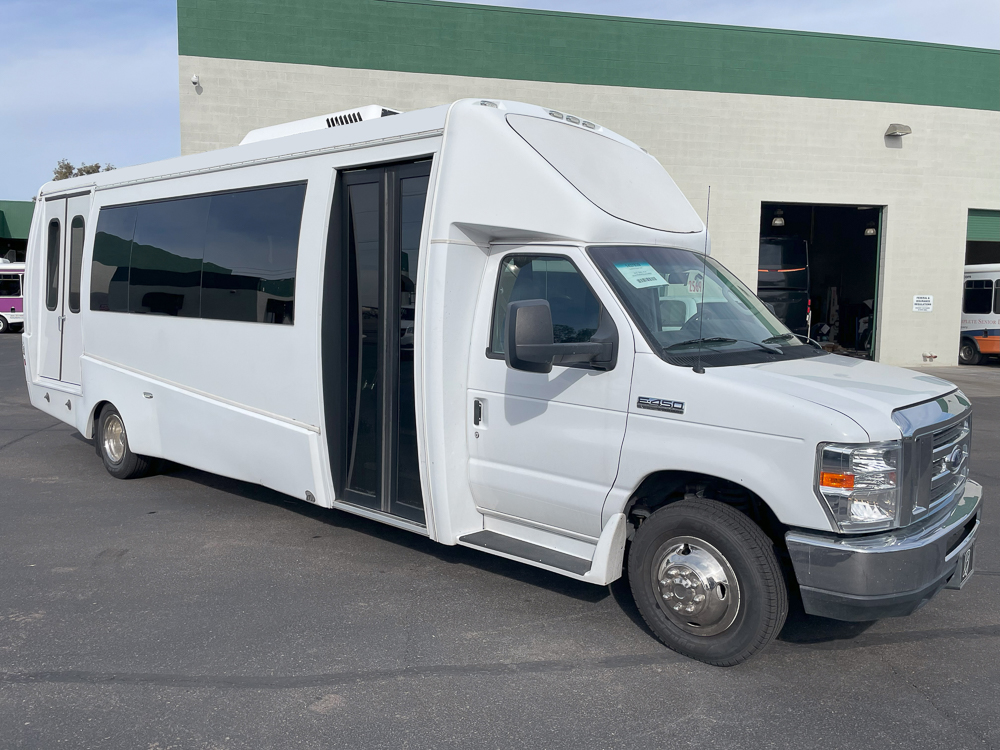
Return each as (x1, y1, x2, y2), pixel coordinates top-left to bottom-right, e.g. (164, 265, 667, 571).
(0, 421, 65, 452)
(0, 652, 681, 690)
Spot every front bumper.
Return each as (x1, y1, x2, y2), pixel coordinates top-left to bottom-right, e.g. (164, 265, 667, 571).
(786, 480, 982, 621)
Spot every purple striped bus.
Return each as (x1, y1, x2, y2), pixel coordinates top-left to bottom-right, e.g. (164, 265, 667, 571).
(0, 261, 25, 333)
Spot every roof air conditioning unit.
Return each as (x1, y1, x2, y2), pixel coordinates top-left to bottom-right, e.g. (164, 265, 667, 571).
(240, 105, 402, 145)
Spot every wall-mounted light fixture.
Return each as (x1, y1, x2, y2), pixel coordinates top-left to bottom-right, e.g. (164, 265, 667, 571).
(191, 74, 200, 86)
(771, 209, 785, 227)
(885, 123, 912, 137)
(864, 221, 877, 236)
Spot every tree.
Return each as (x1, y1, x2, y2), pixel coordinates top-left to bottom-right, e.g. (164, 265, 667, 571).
(53, 159, 115, 181)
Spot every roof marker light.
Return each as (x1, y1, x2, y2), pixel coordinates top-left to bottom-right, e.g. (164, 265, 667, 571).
(479, 100, 498, 108)
(565, 115, 581, 124)
(548, 110, 564, 119)
(581, 120, 596, 129)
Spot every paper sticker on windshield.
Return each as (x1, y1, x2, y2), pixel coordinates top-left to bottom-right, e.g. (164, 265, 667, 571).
(615, 261, 667, 289)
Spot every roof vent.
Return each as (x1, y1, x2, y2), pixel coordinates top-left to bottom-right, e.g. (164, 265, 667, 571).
(240, 105, 403, 145)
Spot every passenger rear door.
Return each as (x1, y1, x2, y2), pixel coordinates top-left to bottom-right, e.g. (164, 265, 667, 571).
(36, 192, 91, 384)
(466, 246, 635, 539)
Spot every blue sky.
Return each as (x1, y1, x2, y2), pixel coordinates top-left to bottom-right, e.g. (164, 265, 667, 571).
(1, 0, 997, 200)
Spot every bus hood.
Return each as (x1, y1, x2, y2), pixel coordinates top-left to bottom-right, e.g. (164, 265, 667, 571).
(728, 354, 958, 440)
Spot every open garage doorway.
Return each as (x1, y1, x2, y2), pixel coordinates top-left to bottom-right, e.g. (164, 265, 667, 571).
(759, 203, 883, 360)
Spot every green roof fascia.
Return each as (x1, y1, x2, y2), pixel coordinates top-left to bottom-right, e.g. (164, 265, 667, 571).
(177, 0, 1000, 111)
(0, 201, 36, 240)
(968, 209, 1000, 242)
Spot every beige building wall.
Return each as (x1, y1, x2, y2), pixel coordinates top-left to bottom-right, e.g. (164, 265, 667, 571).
(178, 55, 1000, 367)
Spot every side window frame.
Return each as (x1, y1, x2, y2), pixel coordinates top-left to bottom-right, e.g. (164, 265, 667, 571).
(68, 215, 85, 314)
(45, 219, 61, 312)
(485, 251, 605, 362)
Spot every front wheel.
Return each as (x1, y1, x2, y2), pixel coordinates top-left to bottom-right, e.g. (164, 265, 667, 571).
(96, 404, 153, 479)
(628, 498, 788, 666)
(0, 315, 8, 334)
(959, 339, 981, 366)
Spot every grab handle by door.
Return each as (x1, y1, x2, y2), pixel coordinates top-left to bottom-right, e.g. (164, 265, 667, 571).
(473, 399, 483, 426)
(57, 315, 65, 332)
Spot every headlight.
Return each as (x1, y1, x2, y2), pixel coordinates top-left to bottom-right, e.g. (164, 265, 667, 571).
(816, 441, 901, 533)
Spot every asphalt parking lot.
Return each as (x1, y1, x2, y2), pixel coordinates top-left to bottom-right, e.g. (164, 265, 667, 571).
(1, 334, 997, 750)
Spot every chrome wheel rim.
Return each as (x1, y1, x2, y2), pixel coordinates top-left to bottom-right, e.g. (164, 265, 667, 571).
(102, 414, 126, 465)
(651, 535, 741, 637)
(960, 344, 974, 362)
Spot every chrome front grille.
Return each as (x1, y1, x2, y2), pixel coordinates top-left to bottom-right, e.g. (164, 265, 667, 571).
(892, 390, 973, 527)
(924, 418, 971, 513)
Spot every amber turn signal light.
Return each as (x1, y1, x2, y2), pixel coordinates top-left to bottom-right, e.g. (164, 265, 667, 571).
(820, 472, 855, 489)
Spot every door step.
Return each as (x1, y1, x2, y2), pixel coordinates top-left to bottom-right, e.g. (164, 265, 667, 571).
(458, 530, 592, 576)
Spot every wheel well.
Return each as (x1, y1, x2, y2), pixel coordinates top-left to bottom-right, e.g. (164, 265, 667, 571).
(87, 400, 111, 439)
(622, 470, 788, 549)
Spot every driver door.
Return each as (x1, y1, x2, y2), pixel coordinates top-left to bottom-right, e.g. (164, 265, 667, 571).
(466, 245, 635, 539)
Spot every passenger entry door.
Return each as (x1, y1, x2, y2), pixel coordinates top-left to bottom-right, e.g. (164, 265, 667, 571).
(323, 161, 431, 524)
(36, 192, 91, 384)
(467, 247, 635, 540)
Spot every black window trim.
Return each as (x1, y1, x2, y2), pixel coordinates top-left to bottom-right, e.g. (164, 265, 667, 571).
(485, 250, 607, 365)
(68, 214, 85, 314)
(45, 218, 61, 312)
(91, 179, 308, 324)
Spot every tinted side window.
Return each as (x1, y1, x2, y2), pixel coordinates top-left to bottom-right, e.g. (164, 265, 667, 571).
(995, 283, 1000, 315)
(201, 183, 306, 324)
(68, 216, 85, 313)
(490, 255, 601, 355)
(963, 279, 994, 315)
(129, 197, 210, 317)
(46, 219, 61, 312)
(91, 206, 137, 312)
(0, 274, 20, 297)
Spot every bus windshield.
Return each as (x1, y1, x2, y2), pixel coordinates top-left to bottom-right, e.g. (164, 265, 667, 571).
(588, 245, 826, 368)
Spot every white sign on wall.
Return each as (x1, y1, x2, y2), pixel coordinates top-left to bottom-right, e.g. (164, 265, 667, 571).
(913, 295, 933, 312)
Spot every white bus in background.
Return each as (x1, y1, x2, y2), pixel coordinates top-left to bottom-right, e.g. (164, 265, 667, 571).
(0, 260, 25, 333)
(23, 99, 982, 666)
(959, 263, 1000, 365)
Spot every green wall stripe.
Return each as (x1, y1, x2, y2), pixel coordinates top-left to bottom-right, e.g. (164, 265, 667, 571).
(968, 209, 1000, 242)
(0, 201, 35, 241)
(177, 0, 1000, 111)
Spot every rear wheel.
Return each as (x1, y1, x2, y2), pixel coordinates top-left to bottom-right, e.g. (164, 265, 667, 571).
(96, 404, 153, 479)
(628, 498, 788, 666)
(0, 315, 8, 334)
(959, 339, 981, 366)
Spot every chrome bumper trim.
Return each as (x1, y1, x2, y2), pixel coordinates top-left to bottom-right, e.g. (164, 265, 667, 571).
(786, 480, 982, 605)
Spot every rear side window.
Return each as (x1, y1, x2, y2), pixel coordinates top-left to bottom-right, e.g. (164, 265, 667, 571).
(201, 183, 305, 324)
(90, 182, 306, 324)
(129, 196, 210, 317)
(489, 254, 601, 356)
(45, 219, 61, 311)
(68, 216, 85, 313)
(91, 206, 137, 312)
(963, 279, 994, 315)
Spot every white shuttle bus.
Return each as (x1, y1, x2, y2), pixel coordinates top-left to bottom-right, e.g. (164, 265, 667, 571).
(960, 263, 1000, 365)
(23, 99, 982, 665)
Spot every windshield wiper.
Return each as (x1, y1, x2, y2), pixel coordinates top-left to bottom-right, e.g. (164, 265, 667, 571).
(761, 333, 796, 344)
(665, 336, 784, 355)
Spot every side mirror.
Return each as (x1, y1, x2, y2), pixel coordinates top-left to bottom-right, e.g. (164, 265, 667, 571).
(504, 299, 617, 374)
(505, 299, 557, 373)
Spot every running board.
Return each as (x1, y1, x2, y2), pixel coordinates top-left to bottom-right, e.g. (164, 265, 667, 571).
(458, 530, 592, 576)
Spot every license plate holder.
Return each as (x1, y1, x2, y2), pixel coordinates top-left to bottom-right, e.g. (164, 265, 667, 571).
(947, 542, 975, 590)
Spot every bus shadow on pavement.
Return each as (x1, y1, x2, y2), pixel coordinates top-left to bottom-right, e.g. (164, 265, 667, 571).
(155, 459, 613, 606)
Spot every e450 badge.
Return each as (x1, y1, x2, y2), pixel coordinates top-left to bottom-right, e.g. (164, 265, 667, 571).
(636, 396, 685, 415)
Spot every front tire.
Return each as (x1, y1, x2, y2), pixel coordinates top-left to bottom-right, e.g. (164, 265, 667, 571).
(959, 338, 981, 366)
(0, 315, 8, 334)
(96, 404, 153, 479)
(628, 498, 788, 666)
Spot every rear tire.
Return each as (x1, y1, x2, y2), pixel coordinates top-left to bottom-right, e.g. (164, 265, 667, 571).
(959, 338, 981, 366)
(96, 404, 153, 479)
(628, 498, 788, 666)
(0, 315, 8, 334)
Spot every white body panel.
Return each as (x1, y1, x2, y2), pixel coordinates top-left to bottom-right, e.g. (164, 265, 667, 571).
(23, 99, 958, 584)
